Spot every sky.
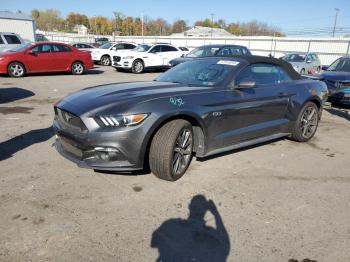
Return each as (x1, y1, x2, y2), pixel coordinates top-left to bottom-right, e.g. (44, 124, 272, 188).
(1, 0, 350, 36)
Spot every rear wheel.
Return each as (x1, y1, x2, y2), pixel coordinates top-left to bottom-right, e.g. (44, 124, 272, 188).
(149, 120, 193, 181)
(71, 61, 85, 75)
(100, 55, 111, 66)
(8, 62, 25, 77)
(290, 102, 319, 142)
(132, 59, 144, 73)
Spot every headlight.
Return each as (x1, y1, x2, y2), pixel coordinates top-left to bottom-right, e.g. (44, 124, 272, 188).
(123, 56, 134, 59)
(94, 113, 149, 128)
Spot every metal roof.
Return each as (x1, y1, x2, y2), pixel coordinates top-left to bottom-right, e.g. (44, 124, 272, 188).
(0, 11, 33, 21)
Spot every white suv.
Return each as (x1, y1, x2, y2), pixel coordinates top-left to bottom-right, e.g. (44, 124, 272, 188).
(0, 32, 25, 53)
(91, 42, 138, 66)
(112, 43, 186, 73)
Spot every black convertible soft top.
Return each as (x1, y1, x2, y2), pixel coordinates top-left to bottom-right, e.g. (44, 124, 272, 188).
(218, 55, 302, 80)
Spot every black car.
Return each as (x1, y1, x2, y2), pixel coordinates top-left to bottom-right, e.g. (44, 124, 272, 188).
(169, 44, 251, 67)
(93, 37, 110, 48)
(53, 56, 328, 181)
(317, 57, 350, 105)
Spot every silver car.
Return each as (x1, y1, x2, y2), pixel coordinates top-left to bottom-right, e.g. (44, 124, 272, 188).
(282, 53, 321, 74)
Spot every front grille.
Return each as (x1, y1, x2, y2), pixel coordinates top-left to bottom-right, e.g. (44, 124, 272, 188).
(113, 56, 121, 62)
(55, 107, 87, 133)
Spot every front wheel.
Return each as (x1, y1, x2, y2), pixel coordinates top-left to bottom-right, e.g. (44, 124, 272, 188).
(149, 120, 193, 181)
(8, 62, 25, 77)
(290, 102, 319, 142)
(132, 59, 144, 73)
(100, 55, 111, 66)
(71, 61, 85, 75)
(300, 68, 306, 75)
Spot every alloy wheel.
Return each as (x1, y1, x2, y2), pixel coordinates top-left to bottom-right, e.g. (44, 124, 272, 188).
(299, 106, 318, 139)
(9, 64, 24, 77)
(134, 61, 143, 73)
(102, 56, 110, 66)
(72, 63, 84, 74)
(172, 128, 193, 176)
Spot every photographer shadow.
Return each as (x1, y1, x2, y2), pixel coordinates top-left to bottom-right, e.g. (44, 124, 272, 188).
(151, 195, 230, 262)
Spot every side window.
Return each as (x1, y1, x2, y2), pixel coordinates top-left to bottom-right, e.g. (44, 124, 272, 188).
(0, 36, 4, 44)
(150, 45, 161, 53)
(112, 44, 124, 50)
(306, 55, 313, 62)
(40, 44, 51, 53)
(236, 64, 291, 86)
(4, 35, 21, 44)
(125, 44, 136, 49)
(31, 45, 40, 53)
(217, 47, 232, 56)
(161, 45, 178, 52)
(52, 44, 71, 52)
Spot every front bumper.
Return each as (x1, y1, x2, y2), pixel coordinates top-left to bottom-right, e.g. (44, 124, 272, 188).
(53, 112, 148, 171)
(328, 92, 350, 105)
(0, 60, 8, 74)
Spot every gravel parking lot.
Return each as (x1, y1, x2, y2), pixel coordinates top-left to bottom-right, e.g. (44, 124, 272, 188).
(1, 66, 350, 262)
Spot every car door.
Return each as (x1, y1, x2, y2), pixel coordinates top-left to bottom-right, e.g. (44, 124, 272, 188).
(51, 44, 73, 71)
(160, 45, 182, 65)
(24, 44, 54, 72)
(225, 63, 291, 143)
(147, 45, 163, 66)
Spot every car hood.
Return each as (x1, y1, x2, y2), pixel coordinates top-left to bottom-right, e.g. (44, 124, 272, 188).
(56, 81, 212, 116)
(319, 71, 350, 81)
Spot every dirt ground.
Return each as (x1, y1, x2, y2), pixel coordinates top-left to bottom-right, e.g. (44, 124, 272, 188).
(1, 66, 350, 262)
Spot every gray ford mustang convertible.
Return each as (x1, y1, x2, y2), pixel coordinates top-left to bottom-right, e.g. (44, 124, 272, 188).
(53, 56, 328, 181)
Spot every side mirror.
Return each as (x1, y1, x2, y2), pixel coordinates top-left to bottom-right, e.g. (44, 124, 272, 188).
(27, 50, 34, 55)
(237, 80, 256, 89)
(181, 54, 185, 57)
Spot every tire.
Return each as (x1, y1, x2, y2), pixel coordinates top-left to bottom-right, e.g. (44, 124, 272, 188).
(100, 55, 111, 66)
(132, 59, 144, 74)
(290, 102, 319, 142)
(71, 61, 85, 75)
(300, 68, 306, 75)
(8, 62, 25, 77)
(149, 120, 193, 181)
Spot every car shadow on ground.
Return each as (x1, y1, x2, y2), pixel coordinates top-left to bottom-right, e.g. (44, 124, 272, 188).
(0, 87, 35, 104)
(0, 127, 54, 161)
(325, 105, 350, 121)
(151, 194, 230, 262)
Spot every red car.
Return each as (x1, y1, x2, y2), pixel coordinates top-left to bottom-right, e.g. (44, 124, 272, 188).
(0, 42, 94, 77)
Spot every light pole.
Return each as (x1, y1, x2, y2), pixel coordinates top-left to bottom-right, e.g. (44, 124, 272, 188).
(332, 8, 340, 37)
(141, 13, 144, 36)
(210, 13, 215, 37)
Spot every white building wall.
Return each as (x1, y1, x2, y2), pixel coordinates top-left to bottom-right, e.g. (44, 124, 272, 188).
(0, 18, 35, 42)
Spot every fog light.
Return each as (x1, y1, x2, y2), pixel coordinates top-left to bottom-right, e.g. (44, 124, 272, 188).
(94, 147, 119, 161)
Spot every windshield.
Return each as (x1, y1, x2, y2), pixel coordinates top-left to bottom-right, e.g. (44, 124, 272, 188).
(155, 59, 238, 86)
(8, 43, 32, 52)
(327, 58, 350, 72)
(133, 44, 151, 52)
(283, 54, 306, 62)
(99, 42, 113, 49)
(186, 46, 220, 58)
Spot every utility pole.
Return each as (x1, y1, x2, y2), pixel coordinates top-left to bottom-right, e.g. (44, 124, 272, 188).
(332, 8, 340, 37)
(210, 13, 215, 37)
(141, 13, 144, 36)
